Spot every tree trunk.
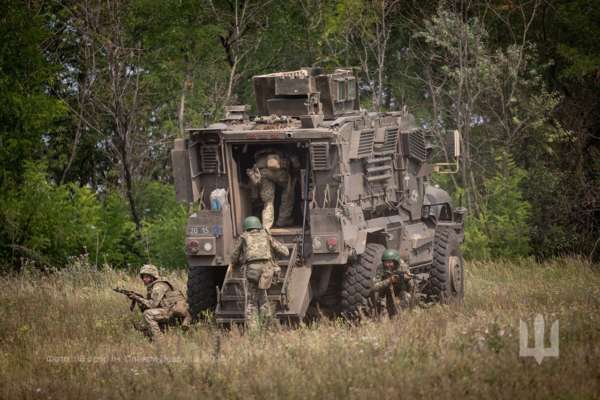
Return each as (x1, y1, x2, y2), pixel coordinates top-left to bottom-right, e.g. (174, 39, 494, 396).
(118, 134, 142, 235)
(179, 55, 194, 138)
(60, 115, 83, 184)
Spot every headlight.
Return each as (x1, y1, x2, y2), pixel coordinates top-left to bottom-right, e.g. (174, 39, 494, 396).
(186, 237, 216, 255)
(313, 237, 322, 250)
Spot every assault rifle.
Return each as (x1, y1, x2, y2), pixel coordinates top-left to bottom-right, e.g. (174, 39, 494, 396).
(113, 287, 145, 311)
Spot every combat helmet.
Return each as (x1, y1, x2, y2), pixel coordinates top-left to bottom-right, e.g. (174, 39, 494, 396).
(243, 216, 262, 231)
(381, 249, 401, 264)
(139, 264, 160, 279)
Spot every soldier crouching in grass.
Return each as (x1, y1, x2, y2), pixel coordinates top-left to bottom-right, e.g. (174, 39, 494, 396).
(230, 216, 289, 330)
(127, 264, 192, 341)
(371, 249, 415, 318)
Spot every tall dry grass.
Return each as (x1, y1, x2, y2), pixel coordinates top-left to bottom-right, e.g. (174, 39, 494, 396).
(1, 257, 599, 399)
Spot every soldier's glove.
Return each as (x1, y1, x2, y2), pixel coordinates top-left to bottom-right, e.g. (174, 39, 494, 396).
(390, 275, 400, 284)
(246, 167, 261, 185)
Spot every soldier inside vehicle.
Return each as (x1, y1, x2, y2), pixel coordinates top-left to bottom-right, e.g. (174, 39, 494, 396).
(232, 143, 309, 230)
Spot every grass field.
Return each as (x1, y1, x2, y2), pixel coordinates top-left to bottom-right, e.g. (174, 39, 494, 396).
(1, 257, 599, 399)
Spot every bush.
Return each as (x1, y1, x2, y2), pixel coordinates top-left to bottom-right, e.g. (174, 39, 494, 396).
(94, 192, 143, 268)
(139, 182, 187, 269)
(463, 154, 532, 260)
(0, 163, 101, 269)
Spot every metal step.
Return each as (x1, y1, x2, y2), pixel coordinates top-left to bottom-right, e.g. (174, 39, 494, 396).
(270, 227, 304, 235)
(367, 173, 392, 182)
(215, 240, 312, 324)
(366, 165, 392, 173)
(366, 156, 392, 164)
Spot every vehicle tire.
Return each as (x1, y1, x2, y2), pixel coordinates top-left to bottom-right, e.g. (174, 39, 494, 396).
(427, 226, 464, 304)
(339, 243, 385, 318)
(187, 266, 226, 320)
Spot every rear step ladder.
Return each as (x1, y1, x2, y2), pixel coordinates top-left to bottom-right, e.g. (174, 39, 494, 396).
(215, 266, 248, 324)
(215, 241, 301, 325)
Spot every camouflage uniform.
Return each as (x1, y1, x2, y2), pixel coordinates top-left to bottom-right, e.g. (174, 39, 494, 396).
(230, 228, 289, 327)
(247, 150, 298, 229)
(371, 260, 412, 317)
(134, 265, 192, 340)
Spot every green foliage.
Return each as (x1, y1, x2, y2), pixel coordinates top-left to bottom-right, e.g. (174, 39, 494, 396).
(463, 154, 532, 260)
(463, 216, 492, 260)
(1, 0, 599, 267)
(0, 163, 101, 268)
(141, 202, 187, 269)
(138, 182, 187, 268)
(555, 0, 600, 79)
(0, 165, 187, 270)
(131, 0, 228, 133)
(94, 193, 142, 268)
(0, 0, 66, 186)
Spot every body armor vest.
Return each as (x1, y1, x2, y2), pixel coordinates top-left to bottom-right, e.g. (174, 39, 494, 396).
(243, 230, 272, 262)
(147, 279, 186, 308)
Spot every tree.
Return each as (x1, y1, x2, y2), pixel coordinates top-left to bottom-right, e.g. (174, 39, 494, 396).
(57, 0, 181, 236)
(0, 0, 65, 188)
(208, 0, 273, 106)
(322, 0, 401, 110)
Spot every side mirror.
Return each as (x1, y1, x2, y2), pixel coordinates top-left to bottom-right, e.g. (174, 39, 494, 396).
(434, 130, 462, 174)
(446, 129, 461, 159)
(452, 129, 461, 158)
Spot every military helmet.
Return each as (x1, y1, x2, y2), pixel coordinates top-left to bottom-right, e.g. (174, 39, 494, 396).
(243, 216, 262, 231)
(139, 264, 160, 279)
(381, 249, 401, 264)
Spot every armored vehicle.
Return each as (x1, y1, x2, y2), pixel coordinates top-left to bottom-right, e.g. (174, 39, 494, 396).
(171, 68, 465, 323)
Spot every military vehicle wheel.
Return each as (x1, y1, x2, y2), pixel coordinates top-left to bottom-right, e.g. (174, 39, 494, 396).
(340, 243, 385, 318)
(187, 266, 226, 320)
(428, 227, 464, 304)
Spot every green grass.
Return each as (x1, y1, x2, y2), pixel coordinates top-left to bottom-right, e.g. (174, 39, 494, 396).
(1, 257, 600, 399)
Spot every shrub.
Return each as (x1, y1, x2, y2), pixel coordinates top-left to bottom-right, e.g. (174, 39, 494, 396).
(0, 163, 101, 269)
(139, 182, 187, 269)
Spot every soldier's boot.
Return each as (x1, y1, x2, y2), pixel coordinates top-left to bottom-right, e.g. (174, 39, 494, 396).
(254, 287, 277, 329)
(259, 301, 277, 329)
(132, 320, 152, 338)
(245, 285, 263, 332)
(246, 303, 261, 332)
(173, 301, 192, 331)
(259, 179, 276, 230)
(181, 312, 192, 331)
(399, 291, 412, 309)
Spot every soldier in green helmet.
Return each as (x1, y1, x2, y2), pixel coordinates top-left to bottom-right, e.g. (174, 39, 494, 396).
(127, 264, 192, 340)
(371, 249, 414, 317)
(230, 216, 289, 328)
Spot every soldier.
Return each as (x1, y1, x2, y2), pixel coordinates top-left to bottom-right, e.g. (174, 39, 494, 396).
(128, 264, 192, 340)
(371, 249, 414, 318)
(246, 148, 300, 230)
(230, 216, 289, 328)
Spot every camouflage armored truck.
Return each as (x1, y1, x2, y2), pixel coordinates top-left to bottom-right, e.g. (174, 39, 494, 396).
(171, 68, 466, 323)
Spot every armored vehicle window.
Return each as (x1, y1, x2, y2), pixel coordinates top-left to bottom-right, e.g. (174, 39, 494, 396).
(440, 204, 452, 221)
(336, 80, 347, 101)
(347, 78, 356, 100)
